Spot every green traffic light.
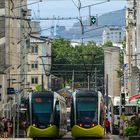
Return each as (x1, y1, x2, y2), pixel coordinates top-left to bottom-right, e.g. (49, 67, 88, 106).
(137, 99, 140, 104)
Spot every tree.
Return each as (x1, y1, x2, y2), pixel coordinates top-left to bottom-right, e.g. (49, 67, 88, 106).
(35, 85, 42, 91)
(51, 39, 106, 90)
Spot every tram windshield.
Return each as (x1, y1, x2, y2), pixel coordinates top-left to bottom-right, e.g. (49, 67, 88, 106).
(76, 97, 98, 124)
(32, 97, 53, 127)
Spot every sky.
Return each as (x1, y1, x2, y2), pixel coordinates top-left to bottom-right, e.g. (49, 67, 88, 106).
(28, 0, 128, 30)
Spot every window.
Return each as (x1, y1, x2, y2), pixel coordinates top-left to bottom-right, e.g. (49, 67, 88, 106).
(31, 77, 38, 84)
(31, 61, 38, 69)
(76, 97, 98, 124)
(31, 45, 38, 54)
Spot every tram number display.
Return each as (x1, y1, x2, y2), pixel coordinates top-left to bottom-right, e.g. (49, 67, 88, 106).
(33, 98, 52, 103)
(35, 98, 42, 103)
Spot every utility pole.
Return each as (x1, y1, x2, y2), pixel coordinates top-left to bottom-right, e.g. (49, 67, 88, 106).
(94, 67, 97, 91)
(87, 73, 90, 90)
(125, 2, 134, 96)
(42, 74, 44, 91)
(105, 74, 109, 114)
(72, 69, 75, 91)
(80, 53, 96, 90)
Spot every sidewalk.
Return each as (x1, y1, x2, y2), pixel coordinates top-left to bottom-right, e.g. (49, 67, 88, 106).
(0, 138, 32, 140)
(103, 134, 129, 140)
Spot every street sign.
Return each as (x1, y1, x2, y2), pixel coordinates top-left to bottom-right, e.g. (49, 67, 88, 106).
(137, 98, 140, 104)
(90, 16, 96, 25)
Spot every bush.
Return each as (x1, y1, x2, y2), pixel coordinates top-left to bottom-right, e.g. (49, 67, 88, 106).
(125, 124, 138, 136)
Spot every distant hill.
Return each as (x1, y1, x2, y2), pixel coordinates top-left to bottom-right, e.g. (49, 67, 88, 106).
(54, 8, 126, 42)
(72, 8, 126, 27)
(98, 8, 126, 26)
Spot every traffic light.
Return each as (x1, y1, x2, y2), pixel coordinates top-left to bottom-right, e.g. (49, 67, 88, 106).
(137, 99, 140, 105)
(121, 93, 125, 105)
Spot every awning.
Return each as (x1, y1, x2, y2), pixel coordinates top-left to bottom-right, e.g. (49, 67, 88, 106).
(129, 93, 140, 101)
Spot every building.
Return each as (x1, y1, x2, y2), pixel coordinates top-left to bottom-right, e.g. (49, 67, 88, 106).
(0, 0, 8, 116)
(104, 47, 121, 99)
(27, 35, 52, 91)
(124, 0, 140, 97)
(0, 0, 31, 118)
(102, 26, 125, 44)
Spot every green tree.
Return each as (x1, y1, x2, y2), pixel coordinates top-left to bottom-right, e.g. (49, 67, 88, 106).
(35, 85, 42, 91)
(102, 41, 113, 48)
(51, 39, 105, 90)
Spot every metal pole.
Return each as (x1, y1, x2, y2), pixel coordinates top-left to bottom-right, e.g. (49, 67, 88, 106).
(42, 74, 44, 91)
(88, 73, 90, 90)
(95, 67, 97, 91)
(12, 106, 15, 138)
(72, 69, 75, 91)
(16, 93, 20, 137)
(106, 74, 109, 114)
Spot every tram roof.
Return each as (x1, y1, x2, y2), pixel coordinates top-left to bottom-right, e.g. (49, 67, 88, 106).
(75, 89, 98, 97)
(32, 90, 54, 98)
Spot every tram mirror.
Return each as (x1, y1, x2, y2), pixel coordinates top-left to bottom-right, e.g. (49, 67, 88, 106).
(56, 104, 60, 111)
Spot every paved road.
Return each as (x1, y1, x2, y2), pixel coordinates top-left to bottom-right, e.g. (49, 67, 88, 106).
(0, 132, 129, 140)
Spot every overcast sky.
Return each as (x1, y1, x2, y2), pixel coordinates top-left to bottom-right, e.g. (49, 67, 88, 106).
(28, 0, 128, 29)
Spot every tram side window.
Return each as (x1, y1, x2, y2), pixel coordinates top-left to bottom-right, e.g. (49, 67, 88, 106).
(54, 101, 60, 127)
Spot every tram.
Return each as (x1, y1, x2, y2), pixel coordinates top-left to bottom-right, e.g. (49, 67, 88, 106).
(70, 89, 105, 138)
(26, 90, 67, 138)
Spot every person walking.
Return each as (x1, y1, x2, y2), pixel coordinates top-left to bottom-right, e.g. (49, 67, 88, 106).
(104, 118, 111, 134)
(7, 119, 12, 137)
(2, 117, 8, 138)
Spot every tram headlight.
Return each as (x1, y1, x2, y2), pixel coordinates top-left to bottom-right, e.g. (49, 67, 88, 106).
(79, 123, 83, 127)
(90, 123, 96, 127)
(48, 123, 52, 127)
(91, 123, 95, 127)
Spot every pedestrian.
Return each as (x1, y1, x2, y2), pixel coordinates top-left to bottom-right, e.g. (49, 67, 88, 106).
(104, 118, 111, 134)
(7, 119, 12, 136)
(0, 117, 4, 137)
(2, 117, 8, 138)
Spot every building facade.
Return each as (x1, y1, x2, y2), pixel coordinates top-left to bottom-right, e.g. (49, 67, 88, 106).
(104, 47, 121, 100)
(124, 0, 140, 97)
(27, 35, 52, 91)
(102, 26, 125, 44)
(0, 0, 31, 118)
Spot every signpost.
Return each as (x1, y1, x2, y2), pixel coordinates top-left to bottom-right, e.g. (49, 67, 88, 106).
(137, 98, 140, 105)
(90, 16, 96, 25)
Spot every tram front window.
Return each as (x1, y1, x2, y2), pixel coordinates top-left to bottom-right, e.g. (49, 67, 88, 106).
(32, 98, 53, 128)
(76, 97, 98, 125)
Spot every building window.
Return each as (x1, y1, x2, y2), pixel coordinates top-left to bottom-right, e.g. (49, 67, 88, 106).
(31, 77, 38, 84)
(31, 45, 38, 54)
(31, 61, 38, 69)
